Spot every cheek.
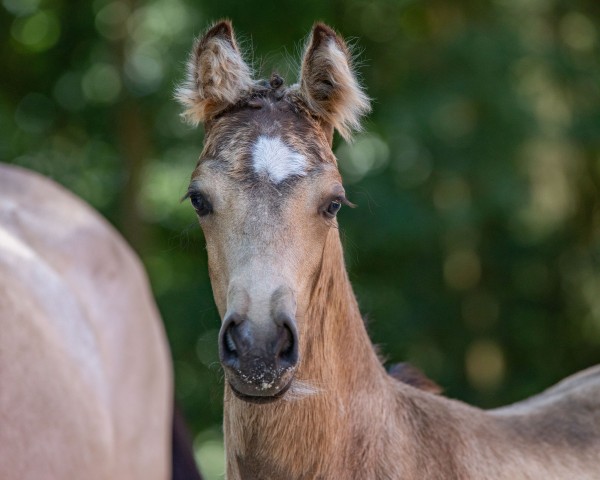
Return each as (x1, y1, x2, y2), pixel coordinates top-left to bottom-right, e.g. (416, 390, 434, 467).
(290, 222, 332, 293)
(203, 232, 229, 314)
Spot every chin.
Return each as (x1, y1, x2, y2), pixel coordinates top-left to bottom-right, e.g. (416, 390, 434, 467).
(228, 378, 294, 404)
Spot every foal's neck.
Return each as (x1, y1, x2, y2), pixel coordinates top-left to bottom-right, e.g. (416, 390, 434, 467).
(299, 227, 388, 395)
(224, 228, 396, 479)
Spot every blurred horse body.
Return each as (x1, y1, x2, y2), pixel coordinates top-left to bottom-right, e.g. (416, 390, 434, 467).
(178, 21, 600, 479)
(0, 164, 176, 479)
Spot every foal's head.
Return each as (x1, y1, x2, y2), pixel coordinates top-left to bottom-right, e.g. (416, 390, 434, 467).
(178, 21, 370, 402)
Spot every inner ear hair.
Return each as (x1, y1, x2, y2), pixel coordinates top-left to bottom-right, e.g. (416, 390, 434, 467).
(175, 20, 254, 125)
(299, 23, 371, 142)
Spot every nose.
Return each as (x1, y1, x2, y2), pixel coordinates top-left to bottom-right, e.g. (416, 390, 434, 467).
(219, 313, 299, 398)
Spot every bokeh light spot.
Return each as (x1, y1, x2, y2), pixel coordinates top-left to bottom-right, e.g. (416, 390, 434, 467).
(444, 249, 481, 290)
(195, 431, 225, 480)
(124, 44, 165, 94)
(11, 10, 61, 52)
(560, 12, 596, 51)
(127, 0, 190, 43)
(465, 339, 505, 392)
(140, 155, 196, 224)
(95, 1, 130, 40)
(3, 0, 40, 17)
(514, 140, 579, 241)
(81, 63, 122, 104)
(337, 133, 390, 184)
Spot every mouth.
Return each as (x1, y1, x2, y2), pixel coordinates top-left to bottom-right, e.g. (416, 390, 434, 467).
(228, 379, 293, 404)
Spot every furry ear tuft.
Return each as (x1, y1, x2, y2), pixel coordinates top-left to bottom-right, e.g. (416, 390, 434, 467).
(176, 20, 253, 124)
(299, 23, 371, 141)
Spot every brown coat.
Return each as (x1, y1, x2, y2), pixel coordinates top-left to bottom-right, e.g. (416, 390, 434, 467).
(177, 20, 600, 480)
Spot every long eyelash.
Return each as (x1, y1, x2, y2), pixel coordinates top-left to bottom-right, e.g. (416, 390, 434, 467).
(181, 190, 192, 203)
(341, 196, 356, 208)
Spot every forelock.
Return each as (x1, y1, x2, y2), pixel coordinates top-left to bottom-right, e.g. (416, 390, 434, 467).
(199, 79, 337, 181)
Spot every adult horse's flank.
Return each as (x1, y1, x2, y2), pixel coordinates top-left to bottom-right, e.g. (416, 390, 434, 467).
(0, 165, 201, 480)
(178, 21, 600, 479)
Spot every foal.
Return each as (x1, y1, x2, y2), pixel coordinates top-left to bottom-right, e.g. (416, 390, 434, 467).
(178, 21, 600, 479)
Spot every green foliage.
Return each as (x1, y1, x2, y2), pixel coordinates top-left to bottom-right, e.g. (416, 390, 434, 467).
(2, 0, 600, 476)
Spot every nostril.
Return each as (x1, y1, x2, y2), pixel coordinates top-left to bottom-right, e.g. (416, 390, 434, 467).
(277, 324, 293, 357)
(220, 313, 299, 374)
(225, 328, 237, 354)
(275, 318, 298, 368)
(219, 318, 243, 367)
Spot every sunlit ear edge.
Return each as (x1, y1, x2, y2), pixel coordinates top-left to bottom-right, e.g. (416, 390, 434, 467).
(299, 23, 371, 142)
(175, 20, 254, 125)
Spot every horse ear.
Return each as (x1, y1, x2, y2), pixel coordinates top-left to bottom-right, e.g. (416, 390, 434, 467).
(176, 20, 253, 124)
(299, 23, 371, 142)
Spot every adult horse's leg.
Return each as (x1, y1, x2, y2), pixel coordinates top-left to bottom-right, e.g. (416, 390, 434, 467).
(172, 406, 203, 480)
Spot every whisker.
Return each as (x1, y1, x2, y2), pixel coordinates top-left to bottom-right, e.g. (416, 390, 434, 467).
(283, 379, 323, 401)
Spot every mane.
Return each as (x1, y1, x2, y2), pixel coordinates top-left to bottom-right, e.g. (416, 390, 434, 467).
(208, 74, 310, 124)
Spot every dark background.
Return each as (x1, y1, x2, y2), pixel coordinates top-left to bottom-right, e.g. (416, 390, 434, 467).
(2, 0, 599, 477)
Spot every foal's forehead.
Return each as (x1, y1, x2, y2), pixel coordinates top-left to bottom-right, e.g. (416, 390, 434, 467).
(196, 91, 336, 184)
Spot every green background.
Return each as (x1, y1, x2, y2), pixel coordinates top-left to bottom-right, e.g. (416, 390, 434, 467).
(2, 0, 599, 478)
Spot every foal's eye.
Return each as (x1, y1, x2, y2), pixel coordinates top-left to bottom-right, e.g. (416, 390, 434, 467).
(325, 199, 342, 217)
(190, 193, 212, 216)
